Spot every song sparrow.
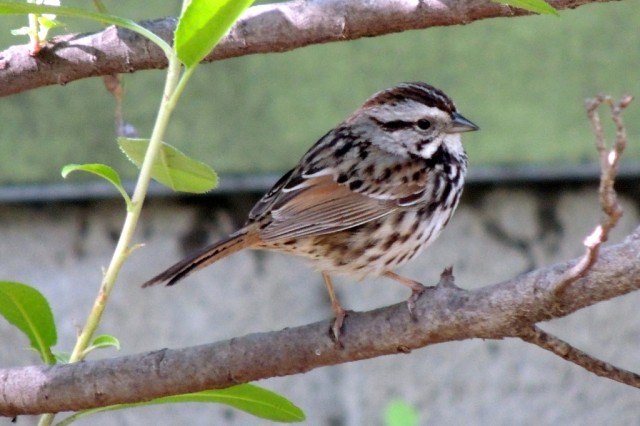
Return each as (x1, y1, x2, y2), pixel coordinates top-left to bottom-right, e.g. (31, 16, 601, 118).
(143, 82, 478, 342)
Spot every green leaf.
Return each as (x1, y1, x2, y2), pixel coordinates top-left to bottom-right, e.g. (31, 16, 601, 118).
(118, 137, 218, 193)
(496, 0, 558, 15)
(157, 385, 305, 422)
(384, 400, 419, 426)
(175, 0, 255, 67)
(53, 351, 71, 364)
(0, 2, 172, 55)
(62, 163, 133, 210)
(58, 384, 305, 425)
(38, 15, 62, 29)
(83, 334, 120, 356)
(37, 16, 63, 41)
(0, 281, 57, 365)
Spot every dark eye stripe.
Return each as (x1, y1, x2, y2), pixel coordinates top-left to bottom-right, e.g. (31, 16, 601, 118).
(373, 118, 414, 132)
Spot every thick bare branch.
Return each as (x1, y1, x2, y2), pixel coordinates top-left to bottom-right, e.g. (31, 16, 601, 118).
(0, 0, 620, 98)
(1, 231, 640, 417)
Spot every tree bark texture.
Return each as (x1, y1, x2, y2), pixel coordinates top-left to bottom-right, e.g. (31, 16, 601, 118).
(0, 0, 620, 97)
(1, 228, 639, 416)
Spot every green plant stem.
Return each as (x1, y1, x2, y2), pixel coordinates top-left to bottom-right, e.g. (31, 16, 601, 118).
(27, 11, 40, 51)
(66, 56, 182, 364)
(37, 55, 191, 426)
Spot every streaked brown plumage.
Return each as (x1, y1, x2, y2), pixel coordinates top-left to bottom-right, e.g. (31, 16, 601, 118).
(143, 82, 478, 342)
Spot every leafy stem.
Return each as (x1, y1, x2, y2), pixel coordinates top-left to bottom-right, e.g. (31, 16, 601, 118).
(68, 56, 184, 364)
(37, 53, 191, 426)
(0, 0, 303, 423)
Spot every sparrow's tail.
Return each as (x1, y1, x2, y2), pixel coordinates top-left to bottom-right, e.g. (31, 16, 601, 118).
(142, 229, 258, 288)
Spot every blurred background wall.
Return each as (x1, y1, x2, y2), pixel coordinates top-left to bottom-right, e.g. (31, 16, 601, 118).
(1, 185, 639, 425)
(1, 1, 639, 425)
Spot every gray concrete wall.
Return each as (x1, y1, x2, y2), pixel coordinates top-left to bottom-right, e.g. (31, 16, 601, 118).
(1, 183, 639, 425)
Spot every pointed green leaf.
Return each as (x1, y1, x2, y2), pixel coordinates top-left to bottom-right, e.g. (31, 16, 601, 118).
(62, 163, 133, 209)
(58, 384, 305, 425)
(53, 351, 71, 364)
(495, 0, 558, 15)
(0, 2, 171, 55)
(158, 384, 305, 422)
(0, 281, 57, 365)
(385, 400, 419, 426)
(37, 16, 62, 41)
(37, 15, 63, 29)
(83, 334, 120, 356)
(175, 0, 255, 67)
(118, 138, 218, 193)
(91, 334, 121, 349)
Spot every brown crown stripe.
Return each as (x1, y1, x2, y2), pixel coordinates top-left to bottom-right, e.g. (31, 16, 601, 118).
(362, 82, 457, 115)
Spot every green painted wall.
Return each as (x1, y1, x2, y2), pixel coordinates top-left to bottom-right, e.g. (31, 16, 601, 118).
(0, 1, 638, 185)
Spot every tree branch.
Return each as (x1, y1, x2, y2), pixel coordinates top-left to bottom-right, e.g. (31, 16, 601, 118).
(0, 0, 620, 98)
(0, 0, 636, 418)
(1, 232, 640, 417)
(512, 95, 637, 386)
(518, 326, 640, 387)
(553, 95, 632, 294)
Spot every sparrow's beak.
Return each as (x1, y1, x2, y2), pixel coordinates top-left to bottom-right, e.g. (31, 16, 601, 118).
(447, 112, 479, 133)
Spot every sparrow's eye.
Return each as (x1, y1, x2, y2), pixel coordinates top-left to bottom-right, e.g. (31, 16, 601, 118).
(416, 119, 431, 130)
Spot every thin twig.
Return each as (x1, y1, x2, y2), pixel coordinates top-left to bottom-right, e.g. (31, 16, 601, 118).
(518, 325, 640, 388)
(552, 94, 633, 295)
(521, 94, 638, 387)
